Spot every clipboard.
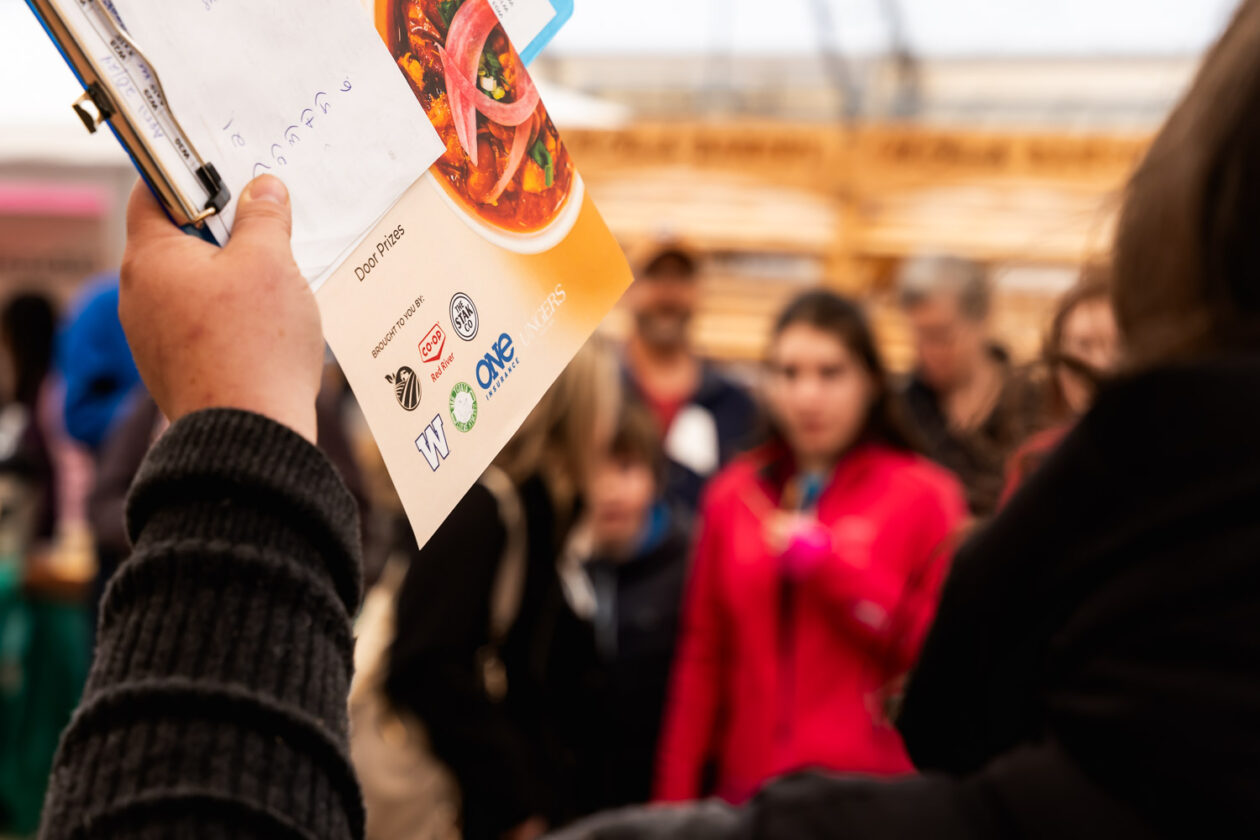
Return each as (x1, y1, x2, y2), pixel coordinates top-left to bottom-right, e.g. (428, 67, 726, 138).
(25, 0, 231, 233)
(25, 0, 570, 237)
(25, 0, 634, 551)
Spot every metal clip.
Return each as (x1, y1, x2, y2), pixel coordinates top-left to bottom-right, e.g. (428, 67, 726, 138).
(72, 83, 115, 134)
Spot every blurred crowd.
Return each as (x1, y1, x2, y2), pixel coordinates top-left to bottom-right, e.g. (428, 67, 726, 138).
(22, 0, 1260, 835)
(0, 229, 1119, 838)
(17, 0, 1260, 836)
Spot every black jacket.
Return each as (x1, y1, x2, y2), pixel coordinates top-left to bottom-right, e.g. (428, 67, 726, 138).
(902, 348, 1040, 517)
(386, 474, 600, 839)
(553, 356, 1260, 839)
(624, 364, 757, 515)
(583, 508, 691, 810)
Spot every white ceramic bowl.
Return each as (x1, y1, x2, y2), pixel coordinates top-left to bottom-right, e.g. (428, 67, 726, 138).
(427, 169, 585, 256)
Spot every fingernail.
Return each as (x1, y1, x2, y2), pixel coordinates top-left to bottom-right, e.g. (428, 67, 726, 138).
(245, 175, 289, 206)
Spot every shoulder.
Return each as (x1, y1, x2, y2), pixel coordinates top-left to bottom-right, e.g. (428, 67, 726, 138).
(1012, 426, 1069, 465)
(416, 481, 506, 566)
(696, 364, 755, 409)
(863, 446, 966, 515)
(900, 376, 941, 422)
(453, 480, 503, 525)
(901, 374, 934, 402)
(697, 451, 770, 514)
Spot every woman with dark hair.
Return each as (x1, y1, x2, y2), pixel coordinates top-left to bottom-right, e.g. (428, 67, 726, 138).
(33, 2, 1260, 835)
(556, 1, 1260, 837)
(653, 289, 966, 803)
(1000, 266, 1118, 500)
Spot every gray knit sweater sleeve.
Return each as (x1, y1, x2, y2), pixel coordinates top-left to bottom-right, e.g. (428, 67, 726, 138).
(40, 409, 365, 840)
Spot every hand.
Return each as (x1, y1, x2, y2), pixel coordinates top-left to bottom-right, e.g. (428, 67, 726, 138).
(766, 513, 832, 581)
(763, 512, 814, 556)
(120, 175, 323, 442)
(504, 817, 548, 840)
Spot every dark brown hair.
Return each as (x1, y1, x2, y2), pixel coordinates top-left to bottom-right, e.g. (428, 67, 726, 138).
(768, 289, 920, 455)
(608, 399, 665, 487)
(1043, 264, 1113, 420)
(1113, 0, 1260, 367)
(1, 293, 57, 410)
(640, 246, 698, 282)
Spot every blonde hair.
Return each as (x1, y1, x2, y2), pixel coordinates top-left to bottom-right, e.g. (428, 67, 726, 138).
(494, 338, 621, 512)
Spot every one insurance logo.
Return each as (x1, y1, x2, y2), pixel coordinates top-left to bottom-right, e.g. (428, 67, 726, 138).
(475, 332, 519, 400)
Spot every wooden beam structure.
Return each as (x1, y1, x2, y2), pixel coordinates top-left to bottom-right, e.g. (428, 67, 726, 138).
(565, 122, 1150, 366)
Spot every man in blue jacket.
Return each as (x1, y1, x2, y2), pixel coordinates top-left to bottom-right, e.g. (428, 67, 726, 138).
(621, 244, 756, 515)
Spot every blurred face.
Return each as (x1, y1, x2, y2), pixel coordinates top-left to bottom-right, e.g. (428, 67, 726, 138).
(766, 324, 874, 467)
(905, 294, 988, 392)
(629, 267, 700, 351)
(588, 453, 656, 557)
(1057, 296, 1119, 415)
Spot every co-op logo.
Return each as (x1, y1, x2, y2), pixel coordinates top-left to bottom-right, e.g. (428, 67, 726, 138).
(475, 333, 519, 397)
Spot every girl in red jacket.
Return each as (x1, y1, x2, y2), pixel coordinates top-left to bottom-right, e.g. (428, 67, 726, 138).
(654, 290, 966, 804)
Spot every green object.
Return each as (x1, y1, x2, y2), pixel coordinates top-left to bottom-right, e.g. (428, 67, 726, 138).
(0, 570, 90, 837)
(449, 382, 478, 433)
(438, 0, 464, 27)
(479, 48, 503, 77)
(530, 139, 555, 187)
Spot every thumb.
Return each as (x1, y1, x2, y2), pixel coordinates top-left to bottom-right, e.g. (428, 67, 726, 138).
(228, 175, 294, 256)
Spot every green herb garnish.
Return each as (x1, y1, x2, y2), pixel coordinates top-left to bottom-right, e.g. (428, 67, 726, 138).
(480, 50, 503, 76)
(529, 139, 555, 187)
(438, 0, 464, 27)
(476, 49, 506, 99)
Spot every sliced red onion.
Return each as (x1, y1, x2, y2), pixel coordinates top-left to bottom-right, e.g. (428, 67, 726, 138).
(437, 44, 539, 128)
(443, 0, 507, 165)
(486, 117, 534, 203)
(439, 46, 479, 166)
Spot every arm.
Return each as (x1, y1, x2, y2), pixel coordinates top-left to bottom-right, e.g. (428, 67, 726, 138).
(385, 484, 540, 836)
(40, 408, 364, 839)
(801, 481, 966, 672)
(39, 175, 363, 838)
(653, 505, 727, 802)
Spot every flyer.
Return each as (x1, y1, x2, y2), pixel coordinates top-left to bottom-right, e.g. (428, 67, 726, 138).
(28, 0, 632, 547)
(332, 0, 630, 546)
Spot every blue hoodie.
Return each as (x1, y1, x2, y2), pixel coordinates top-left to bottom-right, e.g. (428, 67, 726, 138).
(56, 274, 142, 450)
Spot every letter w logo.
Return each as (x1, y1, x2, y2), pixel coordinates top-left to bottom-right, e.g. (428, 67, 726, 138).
(414, 415, 450, 471)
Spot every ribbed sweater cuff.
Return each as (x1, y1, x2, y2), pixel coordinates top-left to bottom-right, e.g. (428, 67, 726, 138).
(40, 408, 365, 839)
(127, 408, 362, 611)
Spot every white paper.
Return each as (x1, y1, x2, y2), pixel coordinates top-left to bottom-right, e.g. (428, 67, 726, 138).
(488, 0, 557, 53)
(109, 0, 446, 286)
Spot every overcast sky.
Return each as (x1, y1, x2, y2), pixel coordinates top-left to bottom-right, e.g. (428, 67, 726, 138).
(2, 0, 1245, 125)
(551, 0, 1243, 57)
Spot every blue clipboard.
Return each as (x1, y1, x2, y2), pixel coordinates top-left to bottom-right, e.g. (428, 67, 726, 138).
(23, 0, 572, 240)
(518, 0, 573, 66)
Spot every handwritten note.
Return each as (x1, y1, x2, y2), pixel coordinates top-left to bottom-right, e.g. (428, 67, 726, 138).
(219, 76, 358, 179)
(107, 0, 445, 285)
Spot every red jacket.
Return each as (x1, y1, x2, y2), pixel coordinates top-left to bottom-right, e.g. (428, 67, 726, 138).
(654, 443, 967, 803)
(1000, 424, 1070, 507)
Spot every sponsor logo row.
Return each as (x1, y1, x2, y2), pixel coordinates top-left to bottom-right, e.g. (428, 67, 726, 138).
(388, 286, 567, 473)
